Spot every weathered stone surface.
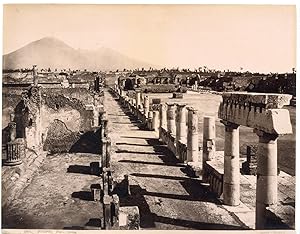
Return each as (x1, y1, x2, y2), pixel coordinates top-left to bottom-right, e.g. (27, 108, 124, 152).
(222, 92, 292, 109)
(219, 104, 292, 135)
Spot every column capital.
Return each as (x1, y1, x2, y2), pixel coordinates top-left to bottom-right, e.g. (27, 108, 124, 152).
(220, 120, 239, 129)
(160, 103, 168, 111)
(187, 106, 198, 114)
(166, 102, 176, 107)
(253, 129, 278, 141)
(176, 103, 187, 108)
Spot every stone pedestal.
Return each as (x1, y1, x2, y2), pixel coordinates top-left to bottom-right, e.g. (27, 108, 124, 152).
(5, 138, 25, 166)
(176, 104, 187, 160)
(222, 121, 240, 206)
(167, 103, 176, 136)
(255, 130, 278, 229)
(187, 107, 199, 163)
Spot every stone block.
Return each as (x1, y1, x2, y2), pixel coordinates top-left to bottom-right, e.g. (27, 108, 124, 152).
(152, 98, 161, 104)
(172, 92, 183, 99)
(91, 184, 101, 201)
(119, 206, 140, 230)
(219, 104, 292, 135)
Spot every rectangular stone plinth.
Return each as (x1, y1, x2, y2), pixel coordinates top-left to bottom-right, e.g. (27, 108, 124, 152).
(91, 184, 101, 201)
(218, 93, 293, 135)
(203, 157, 224, 197)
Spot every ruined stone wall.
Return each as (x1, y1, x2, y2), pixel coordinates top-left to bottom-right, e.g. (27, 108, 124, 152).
(41, 89, 95, 153)
(2, 87, 24, 128)
(2, 86, 103, 154)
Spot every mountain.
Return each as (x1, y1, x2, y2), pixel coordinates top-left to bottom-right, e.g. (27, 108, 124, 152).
(3, 37, 156, 71)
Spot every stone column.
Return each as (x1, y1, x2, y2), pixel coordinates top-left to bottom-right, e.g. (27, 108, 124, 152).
(203, 116, 216, 162)
(255, 130, 278, 229)
(152, 111, 159, 132)
(144, 96, 150, 118)
(187, 107, 199, 162)
(167, 103, 176, 136)
(5, 138, 25, 166)
(159, 103, 167, 139)
(135, 90, 141, 109)
(176, 104, 187, 160)
(222, 120, 240, 206)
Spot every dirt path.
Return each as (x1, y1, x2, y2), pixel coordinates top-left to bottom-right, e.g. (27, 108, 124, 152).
(106, 89, 245, 230)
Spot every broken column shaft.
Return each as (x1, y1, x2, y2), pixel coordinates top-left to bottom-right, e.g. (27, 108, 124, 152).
(144, 96, 150, 118)
(203, 116, 216, 162)
(187, 107, 199, 163)
(159, 103, 167, 138)
(222, 120, 240, 206)
(167, 103, 176, 136)
(135, 90, 141, 109)
(152, 111, 159, 132)
(255, 130, 278, 229)
(176, 104, 187, 160)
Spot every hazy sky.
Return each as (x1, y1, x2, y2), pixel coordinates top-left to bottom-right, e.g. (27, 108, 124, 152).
(3, 4, 296, 73)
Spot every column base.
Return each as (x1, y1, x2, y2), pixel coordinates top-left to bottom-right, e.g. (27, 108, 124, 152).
(4, 159, 22, 166)
(223, 182, 240, 206)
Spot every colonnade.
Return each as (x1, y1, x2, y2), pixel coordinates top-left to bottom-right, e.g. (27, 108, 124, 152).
(113, 86, 293, 230)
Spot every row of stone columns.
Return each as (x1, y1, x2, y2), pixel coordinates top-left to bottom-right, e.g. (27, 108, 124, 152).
(116, 87, 290, 229)
(159, 103, 204, 164)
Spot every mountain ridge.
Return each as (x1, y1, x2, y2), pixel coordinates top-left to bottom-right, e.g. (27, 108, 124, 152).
(3, 37, 157, 71)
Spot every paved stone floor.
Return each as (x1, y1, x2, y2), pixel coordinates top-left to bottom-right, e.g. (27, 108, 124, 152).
(4, 88, 273, 230)
(106, 89, 246, 230)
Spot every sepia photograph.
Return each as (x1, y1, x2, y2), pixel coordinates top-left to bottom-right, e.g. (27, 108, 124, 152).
(1, 3, 297, 232)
